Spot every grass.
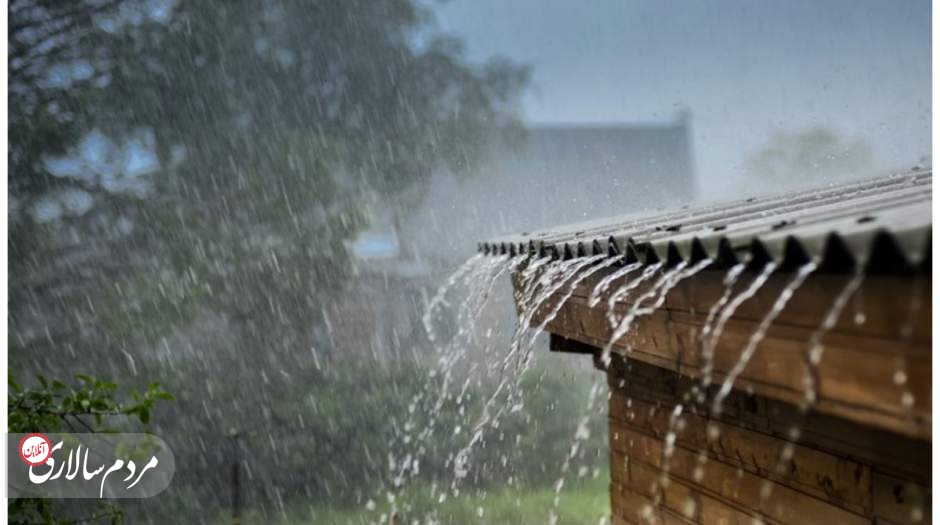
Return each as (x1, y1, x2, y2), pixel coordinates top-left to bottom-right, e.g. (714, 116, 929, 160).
(239, 474, 610, 525)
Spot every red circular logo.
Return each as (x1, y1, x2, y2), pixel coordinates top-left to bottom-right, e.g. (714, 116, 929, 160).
(19, 433, 52, 466)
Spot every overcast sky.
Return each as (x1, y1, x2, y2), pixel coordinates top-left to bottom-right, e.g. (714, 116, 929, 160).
(431, 0, 931, 199)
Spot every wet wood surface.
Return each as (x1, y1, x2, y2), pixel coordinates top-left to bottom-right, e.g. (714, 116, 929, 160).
(516, 266, 931, 439)
(605, 356, 930, 525)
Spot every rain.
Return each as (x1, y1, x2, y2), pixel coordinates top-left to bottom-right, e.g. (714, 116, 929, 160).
(7, 1, 932, 524)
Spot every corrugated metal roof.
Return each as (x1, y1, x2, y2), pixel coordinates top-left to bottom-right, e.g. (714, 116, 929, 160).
(479, 170, 931, 274)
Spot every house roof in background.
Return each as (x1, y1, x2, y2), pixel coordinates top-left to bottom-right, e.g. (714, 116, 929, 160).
(479, 170, 931, 274)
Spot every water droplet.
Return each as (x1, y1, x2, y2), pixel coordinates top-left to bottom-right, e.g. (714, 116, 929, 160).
(706, 422, 721, 441)
(902, 392, 915, 408)
(894, 370, 908, 385)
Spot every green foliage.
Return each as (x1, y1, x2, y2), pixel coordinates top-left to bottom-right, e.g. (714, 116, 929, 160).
(145, 355, 605, 520)
(8, 373, 173, 433)
(8, 373, 174, 524)
(9, 499, 125, 525)
(235, 474, 610, 525)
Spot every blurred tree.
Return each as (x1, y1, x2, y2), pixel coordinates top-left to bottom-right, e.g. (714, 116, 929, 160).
(9, 0, 531, 519)
(10, 0, 528, 367)
(745, 125, 874, 183)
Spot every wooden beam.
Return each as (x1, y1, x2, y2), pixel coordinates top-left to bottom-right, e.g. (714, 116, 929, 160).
(517, 266, 931, 439)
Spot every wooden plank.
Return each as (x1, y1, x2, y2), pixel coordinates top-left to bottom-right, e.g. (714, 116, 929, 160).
(604, 354, 930, 486)
(872, 472, 931, 525)
(611, 513, 634, 525)
(611, 481, 695, 525)
(569, 269, 931, 345)
(612, 450, 767, 524)
(670, 316, 931, 416)
(533, 292, 931, 439)
(609, 391, 873, 514)
(609, 420, 870, 525)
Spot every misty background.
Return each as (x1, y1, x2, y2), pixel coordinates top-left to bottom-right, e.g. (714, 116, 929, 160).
(411, 0, 931, 259)
(8, 0, 931, 523)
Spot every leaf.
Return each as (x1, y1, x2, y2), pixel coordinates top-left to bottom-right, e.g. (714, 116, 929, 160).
(8, 373, 22, 393)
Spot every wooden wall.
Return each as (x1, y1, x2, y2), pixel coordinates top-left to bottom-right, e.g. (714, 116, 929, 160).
(529, 269, 931, 439)
(600, 353, 930, 525)
(514, 264, 932, 524)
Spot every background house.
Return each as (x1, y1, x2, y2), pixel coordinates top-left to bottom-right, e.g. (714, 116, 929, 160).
(403, 112, 697, 265)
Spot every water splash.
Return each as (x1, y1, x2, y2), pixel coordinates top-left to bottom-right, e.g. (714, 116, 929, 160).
(657, 262, 778, 501)
(699, 262, 778, 390)
(693, 263, 746, 401)
(548, 377, 604, 525)
(588, 262, 643, 308)
(651, 263, 747, 504)
(650, 403, 685, 507)
(422, 253, 484, 343)
(801, 270, 865, 408)
(605, 263, 663, 327)
(551, 258, 711, 521)
(379, 253, 519, 515)
(710, 261, 817, 416)
(501, 254, 618, 439)
(526, 254, 618, 351)
(600, 259, 713, 367)
(892, 276, 925, 414)
(452, 255, 605, 485)
(757, 269, 863, 510)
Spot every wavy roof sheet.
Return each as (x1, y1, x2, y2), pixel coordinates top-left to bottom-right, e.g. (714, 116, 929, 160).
(479, 170, 932, 274)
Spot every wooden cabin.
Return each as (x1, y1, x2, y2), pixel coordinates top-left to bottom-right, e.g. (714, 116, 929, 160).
(480, 172, 931, 524)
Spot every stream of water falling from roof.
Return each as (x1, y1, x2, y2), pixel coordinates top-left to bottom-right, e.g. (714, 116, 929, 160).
(496, 254, 621, 415)
(757, 271, 926, 521)
(422, 253, 484, 343)
(467, 240, 930, 524)
(525, 254, 618, 349)
(749, 268, 867, 511)
(547, 376, 604, 525)
(451, 255, 607, 486)
(699, 261, 778, 390)
(376, 253, 519, 517)
(589, 262, 643, 307)
(692, 263, 746, 402)
(542, 258, 713, 523)
(405, 247, 904, 523)
(600, 259, 714, 367)
(605, 263, 663, 327)
(893, 276, 924, 413)
(710, 261, 817, 416)
(647, 262, 745, 511)
(648, 261, 815, 515)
